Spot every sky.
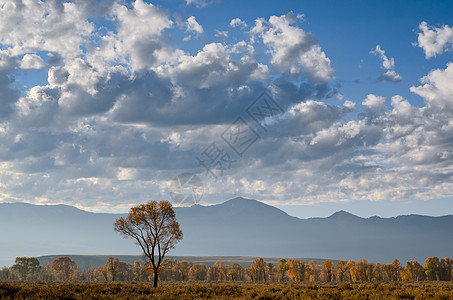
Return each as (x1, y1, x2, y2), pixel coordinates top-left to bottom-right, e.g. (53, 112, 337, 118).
(1, 0, 453, 218)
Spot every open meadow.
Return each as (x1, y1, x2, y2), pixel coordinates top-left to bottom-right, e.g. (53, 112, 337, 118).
(1, 281, 453, 300)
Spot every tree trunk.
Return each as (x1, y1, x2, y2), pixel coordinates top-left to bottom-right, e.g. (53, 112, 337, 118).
(153, 269, 159, 287)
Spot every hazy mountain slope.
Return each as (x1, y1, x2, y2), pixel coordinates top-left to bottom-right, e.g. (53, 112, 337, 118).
(0, 202, 134, 267)
(1, 197, 453, 268)
(174, 197, 301, 256)
(175, 198, 453, 263)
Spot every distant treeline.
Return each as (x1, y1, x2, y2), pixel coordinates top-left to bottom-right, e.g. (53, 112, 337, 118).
(1, 256, 452, 283)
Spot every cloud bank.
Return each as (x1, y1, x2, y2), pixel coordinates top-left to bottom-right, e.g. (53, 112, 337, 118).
(0, 1, 452, 213)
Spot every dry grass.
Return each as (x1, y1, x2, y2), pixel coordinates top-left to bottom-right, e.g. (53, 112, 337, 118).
(1, 281, 453, 299)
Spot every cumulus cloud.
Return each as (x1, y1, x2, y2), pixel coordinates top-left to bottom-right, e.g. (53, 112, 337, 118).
(47, 66, 70, 86)
(19, 54, 47, 70)
(370, 45, 402, 82)
(362, 94, 386, 111)
(108, 0, 174, 70)
(0, 0, 93, 60)
(410, 62, 453, 111)
(15, 85, 59, 128)
(111, 41, 270, 126)
(230, 18, 247, 28)
(416, 21, 453, 59)
(266, 100, 346, 138)
(184, 16, 204, 40)
(250, 12, 334, 82)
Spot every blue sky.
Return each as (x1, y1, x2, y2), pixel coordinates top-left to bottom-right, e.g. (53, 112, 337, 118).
(1, 0, 453, 218)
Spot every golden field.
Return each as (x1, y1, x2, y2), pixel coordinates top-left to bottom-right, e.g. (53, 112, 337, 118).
(1, 281, 453, 299)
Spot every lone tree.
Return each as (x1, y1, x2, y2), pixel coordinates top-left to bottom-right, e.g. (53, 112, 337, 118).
(113, 200, 182, 287)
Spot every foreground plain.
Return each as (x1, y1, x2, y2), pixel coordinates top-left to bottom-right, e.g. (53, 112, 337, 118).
(1, 281, 453, 299)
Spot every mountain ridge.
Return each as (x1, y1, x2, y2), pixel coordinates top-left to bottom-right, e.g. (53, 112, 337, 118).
(1, 197, 453, 268)
(3, 198, 452, 219)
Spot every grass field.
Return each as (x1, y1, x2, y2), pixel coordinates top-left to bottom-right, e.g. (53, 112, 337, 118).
(1, 281, 453, 299)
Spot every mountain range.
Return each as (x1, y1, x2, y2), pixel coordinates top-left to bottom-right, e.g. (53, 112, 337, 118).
(1, 197, 452, 268)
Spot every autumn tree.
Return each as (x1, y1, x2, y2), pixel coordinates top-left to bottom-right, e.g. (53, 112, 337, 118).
(392, 259, 402, 281)
(404, 261, 425, 281)
(0, 267, 10, 280)
(208, 261, 227, 281)
(248, 258, 266, 281)
(131, 261, 147, 281)
(51, 256, 77, 281)
(439, 257, 452, 281)
(354, 259, 370, 282)
(87, 267, 97, 281)
(224, 265, 234, 281)
(267, 262, 277, 282)
(287, 259, 307, 282)
(322, 260, 334, 282)
(114, 200, 183, 287)
(277, 259, 289, 282)
(178, 260, 190, 281)
(373, 263, 384, 282)
(158, 258, 177, 281)
(346, 260, 356, 282)
(97, 265, 109, 281)
(245, 266, 255, 281)
(232, 263, 246, 281)
(336, 260, 347, 282)
(105, 257, 120, 281)
(307, 260, 320, 282)
(425, 257, 440, 281)
(11, 257, 40, 280)
(383, 264, 395, 281)
(188, 264, 207, 281)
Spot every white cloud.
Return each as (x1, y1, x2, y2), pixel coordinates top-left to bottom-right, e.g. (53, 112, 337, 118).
(251, 12, 334, 82)
(110, 41, 269, 126)
(185, 16, 204, 40)
(15, 85, 59, 128)
(390, 95, 417, 120)
(249, 18, 266, 42)
(410, 62, 453, 111)
(19, 54, 47, 70)
(185, 0, 211, 8)
(343, 100, 356, 110)
(111, 0, 174, 70)
(229, 18, 247, 28)
(47, 66, 69, 86)
(362, 94, 386, 111)
(158, 42, 265, 89)
(382, 70, 402, 82)
(370, 45, 402, 82)
(215, 30, 228, 40)
(416, 21, 453, 59)
(117, 168, 138, 181)
(0, 1, 94, 60)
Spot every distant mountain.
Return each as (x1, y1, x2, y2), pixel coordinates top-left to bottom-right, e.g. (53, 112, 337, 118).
(0, 202, 132, 268)
(1, 197, 453, 268)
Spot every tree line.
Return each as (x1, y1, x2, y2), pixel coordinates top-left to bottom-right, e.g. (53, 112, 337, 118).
(1, 256, 452, 283)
